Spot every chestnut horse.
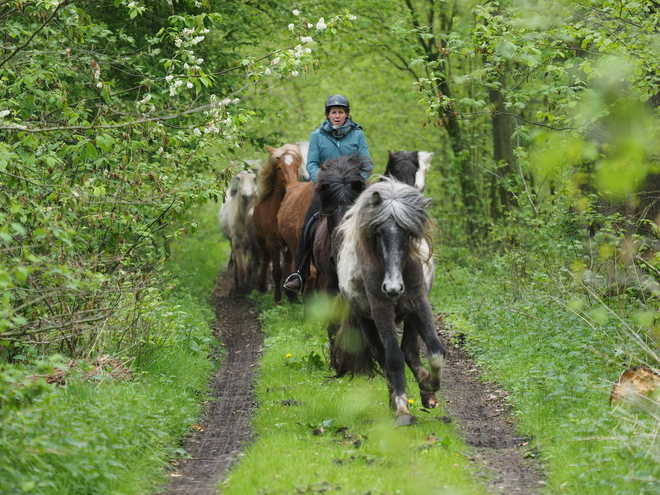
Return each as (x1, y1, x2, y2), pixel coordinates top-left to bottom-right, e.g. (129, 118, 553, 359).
(252, 144, 303, 303)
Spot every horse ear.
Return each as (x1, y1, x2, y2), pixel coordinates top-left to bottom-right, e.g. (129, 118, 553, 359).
(266, 146, 275, 154)
(371, 191, 383, 206)
(388, 150, 394, 158)
(422, 197, 432, 208)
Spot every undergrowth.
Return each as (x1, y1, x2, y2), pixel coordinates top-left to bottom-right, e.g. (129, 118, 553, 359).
(0, 202, 226, 494)
(429, 204, 660, 494)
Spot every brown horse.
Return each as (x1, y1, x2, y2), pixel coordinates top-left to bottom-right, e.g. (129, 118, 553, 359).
(277, 180, 316, 299)
(252, 144, 303, 303)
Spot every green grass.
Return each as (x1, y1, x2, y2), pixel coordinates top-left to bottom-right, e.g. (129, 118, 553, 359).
(429, 251, 660, 494)
(219, 294, 486, 495)
(0, 201, 228, 495)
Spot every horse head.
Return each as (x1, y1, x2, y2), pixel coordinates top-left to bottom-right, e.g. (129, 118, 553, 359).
(268, 144, 302, 190)
(385, 150, 433, 192)
(235, 170, 258, 205)
(349, 179, 432, 299)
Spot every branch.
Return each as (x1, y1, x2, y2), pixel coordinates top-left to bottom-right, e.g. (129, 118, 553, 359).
(0, 83, 252, 134)
(0, 1, 68, 69)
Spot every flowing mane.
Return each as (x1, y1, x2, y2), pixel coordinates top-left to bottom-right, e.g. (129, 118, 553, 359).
(315, 155, 371, 215)
(339, 177, 433, 265)
(256, 144, 302, 202)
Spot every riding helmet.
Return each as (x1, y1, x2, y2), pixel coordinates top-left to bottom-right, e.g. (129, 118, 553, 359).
(325, 94, 350, 115)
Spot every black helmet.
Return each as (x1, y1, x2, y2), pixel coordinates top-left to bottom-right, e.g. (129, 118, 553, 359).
(325, 94, 350, 115)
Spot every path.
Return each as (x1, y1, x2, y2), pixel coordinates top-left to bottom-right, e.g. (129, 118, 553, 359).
(158, 277, 544, 494)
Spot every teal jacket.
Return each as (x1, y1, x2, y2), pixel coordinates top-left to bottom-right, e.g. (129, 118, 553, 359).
(306, 118, 372, 182)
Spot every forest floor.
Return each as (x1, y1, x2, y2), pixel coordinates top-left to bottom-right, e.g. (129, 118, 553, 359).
(158, 274, 545, 494)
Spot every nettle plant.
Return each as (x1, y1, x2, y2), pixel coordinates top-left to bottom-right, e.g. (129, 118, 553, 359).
(0, 1, 354, 360)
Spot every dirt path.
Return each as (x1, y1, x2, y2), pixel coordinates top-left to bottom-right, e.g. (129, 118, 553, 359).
(158, 275, 264, 495)
(158, 276, 544, 494)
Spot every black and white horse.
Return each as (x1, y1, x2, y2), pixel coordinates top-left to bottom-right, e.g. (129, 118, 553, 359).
(332, 178, 445, 426)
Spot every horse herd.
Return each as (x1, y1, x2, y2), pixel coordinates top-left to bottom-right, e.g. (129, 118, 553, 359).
(219, 143, 444, 425)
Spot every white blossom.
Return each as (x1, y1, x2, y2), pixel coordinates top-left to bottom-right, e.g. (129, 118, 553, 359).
(301, 36, 313, 44)
(265, 67, 272, 75)
(307, 23, 313, 28)
(271, 57, 280, 65)
(288, 23, 295, 31)
(165, 75, 174, 82)
(187, 81, 194, 89)
(293, 9, 300, 16)
(347, 15, 357, 20)
(191, 36, 205, 45)
(175, 39, 182, 48)
(304, 48, 312, 54)
(184, 63, 190, 70)
(316, 17, 326, 30)
(194, 128, 202, 136)
(174, 79, 183, 87)
(96, 82, 103, 89)
(291, 70, 300, 77)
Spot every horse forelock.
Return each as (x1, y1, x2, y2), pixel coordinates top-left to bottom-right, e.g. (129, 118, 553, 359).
(256, 144, 302, 202)
(341, 178, 432, 264)
(315, 155, 369, 215)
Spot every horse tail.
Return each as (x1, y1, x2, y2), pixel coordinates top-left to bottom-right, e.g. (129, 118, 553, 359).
(331, 310, 379, 377)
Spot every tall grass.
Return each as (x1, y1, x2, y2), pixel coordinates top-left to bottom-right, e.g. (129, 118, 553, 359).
(428, 204, 660, 494)
(0, 202, 228, 494)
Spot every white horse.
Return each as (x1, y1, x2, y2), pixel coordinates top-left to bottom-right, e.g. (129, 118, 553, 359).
(219, 169, 259, 292)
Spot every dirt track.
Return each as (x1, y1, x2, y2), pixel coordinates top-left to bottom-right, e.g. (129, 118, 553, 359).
(158, 274, 544, 494)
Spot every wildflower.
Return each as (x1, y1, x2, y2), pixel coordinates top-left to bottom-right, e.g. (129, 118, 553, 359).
(291, 70, 300, 77)
(316, 17, 326, 30)
(288, 23, 295, 31)
(293, 9, 300, 16)
(347, 14, 357, 20)
(96, 82, 103, 89)
(286, 353, 292, 358)
(408, 399, 415, 405)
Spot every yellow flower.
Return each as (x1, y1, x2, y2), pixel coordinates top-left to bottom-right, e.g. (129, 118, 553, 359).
(286, 353, 292, 358)
(408, 399, 415, 405)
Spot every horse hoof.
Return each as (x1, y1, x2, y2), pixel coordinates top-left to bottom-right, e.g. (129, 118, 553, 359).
(420, 391, 439, 409)
(395, 414, 415, 427)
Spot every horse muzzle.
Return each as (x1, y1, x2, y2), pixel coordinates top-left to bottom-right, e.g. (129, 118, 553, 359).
(381, 279, 405, 298)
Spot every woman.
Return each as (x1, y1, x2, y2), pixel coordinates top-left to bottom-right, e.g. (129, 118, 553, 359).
(283, 94, 372, 292)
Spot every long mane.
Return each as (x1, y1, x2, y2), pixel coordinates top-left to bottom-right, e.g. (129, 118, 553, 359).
(315, 155, 371, 215)
(339, 177, 433, 264)
(256, 144, 301, 202)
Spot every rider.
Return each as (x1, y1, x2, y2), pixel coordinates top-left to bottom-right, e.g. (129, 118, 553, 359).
(283, 94, 372, 293)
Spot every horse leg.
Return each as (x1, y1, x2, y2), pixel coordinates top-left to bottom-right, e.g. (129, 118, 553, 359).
(366, 303, 413, 426)
(404, 302, 446, 408)
(234, 246, 247, 292)
(268, 243, 282, 303)
(257, 242, 270, 293)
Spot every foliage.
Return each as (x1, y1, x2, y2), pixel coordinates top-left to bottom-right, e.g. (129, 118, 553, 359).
(430, 195, 660, 493)
(0, 201, 223, 494)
